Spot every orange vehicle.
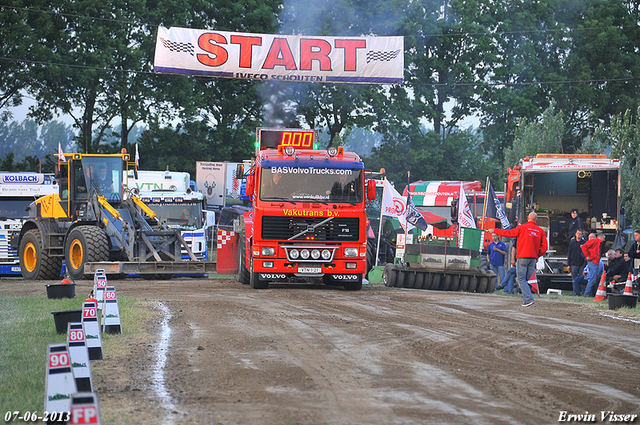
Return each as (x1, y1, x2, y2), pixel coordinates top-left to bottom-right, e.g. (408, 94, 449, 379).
(234, 128, 376, 290)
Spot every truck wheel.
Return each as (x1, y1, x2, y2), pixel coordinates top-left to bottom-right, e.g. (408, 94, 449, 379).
(397, 269, 406, 287)
(486, 276, 496, 293)
(343, 275, 363, 291)
(415, 272, 426, 289)
(383, 264, 397, 287)
(65, 226, 109, 280)
(19, 229, 63, 280)
(249, 255, 268, 289)
(234, 234, 250, 284)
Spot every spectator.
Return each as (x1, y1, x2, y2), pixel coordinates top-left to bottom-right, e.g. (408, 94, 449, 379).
(581, 233, 606, 297)
(606, 248, 628, 283)
(627, 229, 640, 274)
(567, 229, 585, 284)
(490, 211, 547, 307)
(623, 252, 633, 277)
(573, 259, 604, 296)
(568, 208, 584, 241)
(487, 233, 507, 283)
(95, 165, 113, 194)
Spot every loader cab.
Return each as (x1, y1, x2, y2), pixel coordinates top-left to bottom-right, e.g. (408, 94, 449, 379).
(57, 154, 126, 218)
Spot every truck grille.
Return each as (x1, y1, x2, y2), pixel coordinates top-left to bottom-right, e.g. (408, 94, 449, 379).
(262, 217, 360, 241)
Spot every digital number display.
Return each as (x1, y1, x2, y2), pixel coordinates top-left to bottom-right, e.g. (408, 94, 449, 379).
(258, 128, 316, 150)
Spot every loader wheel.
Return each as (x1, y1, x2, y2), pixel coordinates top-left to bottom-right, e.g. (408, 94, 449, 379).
(65, 226, 109, 280)
(19, 229, 63, 280)
(234, 234, 250, 284)
(383, 264, 397, 287)
(249, 255, 268, 289)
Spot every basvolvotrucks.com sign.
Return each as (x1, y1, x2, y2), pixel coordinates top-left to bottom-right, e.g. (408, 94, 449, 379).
(154, 26, 404, 84)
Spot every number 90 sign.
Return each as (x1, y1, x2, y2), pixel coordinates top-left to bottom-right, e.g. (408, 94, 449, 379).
(49, 352, 70, 368)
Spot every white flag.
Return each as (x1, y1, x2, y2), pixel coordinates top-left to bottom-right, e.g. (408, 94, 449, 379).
(58, 143, 67, 162)
(135, 143, 140, 168)
(458, 186, 476, 228)
(381, 179, 406, 218)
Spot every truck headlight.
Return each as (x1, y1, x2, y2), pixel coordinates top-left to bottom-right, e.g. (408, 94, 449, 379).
(301, 249, 310, 259)
(261, 247, 275, 256)
(311, 249, 320, 259)
(322, 249, 331, 260)
(344, 248, 358, 257)
(289, 249, 299, 259)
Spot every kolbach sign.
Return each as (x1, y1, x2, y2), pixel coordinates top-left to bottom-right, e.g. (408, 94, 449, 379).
(154, 26, 403, 84)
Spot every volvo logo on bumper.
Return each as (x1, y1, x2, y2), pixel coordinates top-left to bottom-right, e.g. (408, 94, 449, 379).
(259, 273, 287, 281)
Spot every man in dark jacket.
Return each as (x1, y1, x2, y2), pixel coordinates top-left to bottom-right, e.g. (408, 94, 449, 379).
(568, 209, 584, 241)
(627, 230, 640, 274)
(567, 229, 585, 294)
(606, 248, 628, 283)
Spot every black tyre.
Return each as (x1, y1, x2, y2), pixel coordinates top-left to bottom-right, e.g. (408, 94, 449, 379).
(65, 226, 109, 280)
(249, 255, 268, 289)
(442, 274, 453, 291)
(344, 275, 363, 291)
(460, 275, 470, 292)
(383, 264, 397, 287)
(19, 229, 63, 280)
(451, 275, 461, 291)
(423, 273, 434, 290)
(415, 273, 426, 289)
(486, 276, 496, 293)
(477, 276, 489, 293)
(467, 276, 478, 292)
(234, 234, 250, 284)
(432, 274, 443, 290)
(397, 269, 406, 287)
(405, 272, 416, 288)
(365, 238, 376, 279)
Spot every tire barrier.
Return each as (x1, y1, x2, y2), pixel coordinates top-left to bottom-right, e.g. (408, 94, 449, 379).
(382, 265, 497, 294)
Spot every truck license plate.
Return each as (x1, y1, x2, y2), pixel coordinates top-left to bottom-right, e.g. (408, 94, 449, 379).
(298, 265, 321, 274)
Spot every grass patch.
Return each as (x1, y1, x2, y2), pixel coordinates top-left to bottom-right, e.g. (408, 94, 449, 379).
(0, 294, 152, 414)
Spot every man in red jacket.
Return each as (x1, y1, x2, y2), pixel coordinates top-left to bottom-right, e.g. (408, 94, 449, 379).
(490, 211, 547, 306)
(581, 233, 606, 297)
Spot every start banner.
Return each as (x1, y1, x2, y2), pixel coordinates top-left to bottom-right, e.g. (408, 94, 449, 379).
(154, 26, 403, 85)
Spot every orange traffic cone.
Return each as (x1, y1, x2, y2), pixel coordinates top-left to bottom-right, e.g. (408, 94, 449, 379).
(528, 270, 539, 295)
(593, 271, 607, 301)
(623, 273, 635, 296)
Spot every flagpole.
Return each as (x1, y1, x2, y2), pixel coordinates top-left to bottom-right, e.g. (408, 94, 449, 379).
(374, 178, 387, 266)
(402, 171, 410, 264)
(482, 176, 489, 230)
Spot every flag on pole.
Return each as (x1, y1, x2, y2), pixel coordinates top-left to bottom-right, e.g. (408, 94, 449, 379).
(58, 143, 67, 163)
(485, 181, 511, 229)
(135, 143, 140, 169)
(457, 186, 476, 228)
(381, 179, 406, 218)
(406, 196, 428, 231)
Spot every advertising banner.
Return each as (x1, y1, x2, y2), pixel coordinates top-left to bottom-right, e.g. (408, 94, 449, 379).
(154, 26, 403, 84)
(196, 162, 226, 209)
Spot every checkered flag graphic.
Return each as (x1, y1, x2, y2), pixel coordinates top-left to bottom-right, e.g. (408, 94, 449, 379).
(160, 38, 195, 56)
(366, 49, 401, 63)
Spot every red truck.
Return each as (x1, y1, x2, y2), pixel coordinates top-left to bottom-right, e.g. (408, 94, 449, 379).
(234, 128, 376, 290)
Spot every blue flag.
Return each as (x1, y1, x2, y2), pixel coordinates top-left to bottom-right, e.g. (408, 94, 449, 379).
(485, 181, 511, 230)
(406, 196, 428, 231)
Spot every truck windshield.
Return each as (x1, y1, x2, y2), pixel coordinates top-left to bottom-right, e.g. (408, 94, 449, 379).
(0, 199, 33, 219)
(260, 167, 363, 203)
(145, 203, 202, 229)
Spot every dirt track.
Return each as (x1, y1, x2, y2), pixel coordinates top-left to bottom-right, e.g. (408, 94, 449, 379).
(4, 277, 640, 424)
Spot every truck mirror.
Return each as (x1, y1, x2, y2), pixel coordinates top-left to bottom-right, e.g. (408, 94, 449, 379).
(367, 179, 377, 201)
(236, 164, 244, 179)
(246, 174, 254, 196)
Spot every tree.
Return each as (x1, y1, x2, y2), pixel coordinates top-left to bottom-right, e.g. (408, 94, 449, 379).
(503, 103, 565, 171)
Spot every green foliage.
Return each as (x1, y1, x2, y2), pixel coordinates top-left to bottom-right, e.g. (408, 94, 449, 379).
(503, 102, 565, 170)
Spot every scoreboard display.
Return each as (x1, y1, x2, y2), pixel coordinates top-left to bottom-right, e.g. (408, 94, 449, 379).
(257, 128, 317, 151)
